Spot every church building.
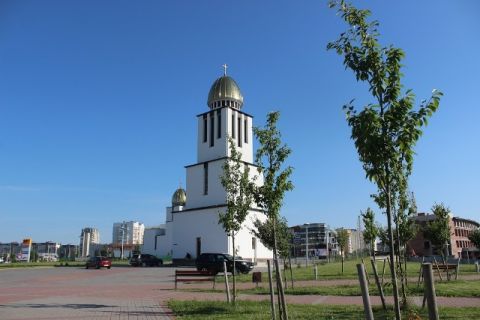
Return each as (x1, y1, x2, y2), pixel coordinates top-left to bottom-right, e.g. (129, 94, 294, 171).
(142, 69, 271, 262)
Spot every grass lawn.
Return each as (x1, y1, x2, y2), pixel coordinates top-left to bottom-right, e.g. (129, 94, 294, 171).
(168, 300, 480, 319)
(236, 279, 480, 297)
(228, 259, 479, 283)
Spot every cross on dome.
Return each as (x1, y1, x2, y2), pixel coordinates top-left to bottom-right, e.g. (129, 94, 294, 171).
(222, 63, 228, 76)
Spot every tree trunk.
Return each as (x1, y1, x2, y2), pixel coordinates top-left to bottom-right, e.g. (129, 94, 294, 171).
(386, 185, 402, 320)
(272, 217, 288, 320)
(395, 224, 407, 305)
(288, 254, 294, 288)
(232, 234, 236, 303)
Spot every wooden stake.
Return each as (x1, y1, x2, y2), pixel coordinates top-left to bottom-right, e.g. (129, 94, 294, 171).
(381, 257, 387, 285)
(423, 263, 439, 320)
(267, 260, 276, 320)
(223, 261, 231, 303)
(417, 256, 425, 287)
(361, 258, 370, 284)
(357, 264, 374, 320)
(370, 258, 387, 311)
(432, 257, 443, 281)
(455, 258, 460, 280)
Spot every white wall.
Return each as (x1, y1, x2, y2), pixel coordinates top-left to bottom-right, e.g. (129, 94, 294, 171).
(197, 107, 253, 164)
(231, 210, 272, 262)
(142, 227, 164, 257)
(185, 159, 226, 209)
(170, 207, 271, 261)
(171, 208, 228, 259)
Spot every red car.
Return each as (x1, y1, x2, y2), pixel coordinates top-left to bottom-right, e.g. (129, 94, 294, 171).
(85, 256, 112, 269)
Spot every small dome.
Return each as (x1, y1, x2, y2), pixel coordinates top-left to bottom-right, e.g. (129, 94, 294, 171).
(207, 75, 244, 109)
(172, 188, 186, 207)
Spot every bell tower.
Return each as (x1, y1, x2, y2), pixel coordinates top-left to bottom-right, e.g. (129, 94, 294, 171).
(185, 67, 255, 209)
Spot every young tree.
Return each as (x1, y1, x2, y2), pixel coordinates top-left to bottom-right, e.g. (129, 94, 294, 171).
(219, 137, 255, 302)
(253, 111, 293, 320)
(468, 229, 480, 249)
(395, 192, 418, 304)
(336, 228, 349, 274)
(423, 203, 452, 258)
(252, 216, 292, 260)
(361, 208, 379, 260)
(327, 1, 442, 318)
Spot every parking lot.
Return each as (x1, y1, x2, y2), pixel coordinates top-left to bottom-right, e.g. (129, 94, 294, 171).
(0, 266, 178, 319)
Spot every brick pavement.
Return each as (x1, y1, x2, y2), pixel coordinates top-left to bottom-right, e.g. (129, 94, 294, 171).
(0, 267, 175, 320)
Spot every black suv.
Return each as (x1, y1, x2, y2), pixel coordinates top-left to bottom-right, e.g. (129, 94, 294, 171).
(129, 254, 163, 267)
(196, 253, 254, 275)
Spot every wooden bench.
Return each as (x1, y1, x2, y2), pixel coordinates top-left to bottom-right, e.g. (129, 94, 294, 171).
(433, 263, 459, 280)
(417, 258, 461, 284)
(174, 270, 216, 289)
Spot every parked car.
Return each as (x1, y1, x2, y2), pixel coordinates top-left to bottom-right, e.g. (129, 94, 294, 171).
(129, 254, 163, 267)
(196, 253, 254, 275)
(85, 256, 111, 269)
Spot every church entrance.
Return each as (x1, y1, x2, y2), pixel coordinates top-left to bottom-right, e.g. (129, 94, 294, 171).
(196, 237, 201, 258)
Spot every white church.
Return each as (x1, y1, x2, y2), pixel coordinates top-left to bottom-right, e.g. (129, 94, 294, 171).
(142, 69, 271, 263)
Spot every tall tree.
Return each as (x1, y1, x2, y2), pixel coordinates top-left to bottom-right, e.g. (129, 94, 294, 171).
(423, 203, 452, 257)
(468, 229, 480, 249)
(361, 208, 379, 260)
(336, 228, 349, 274)
(219, 137, 255, 302)
(253, 111, 293, 320)
(327, 1, 441, 318)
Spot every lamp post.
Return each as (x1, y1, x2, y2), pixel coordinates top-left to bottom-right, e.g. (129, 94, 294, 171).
(326, 227, 330, 263)
(304, 223, 310, 266)
(120, 221, 126, 260)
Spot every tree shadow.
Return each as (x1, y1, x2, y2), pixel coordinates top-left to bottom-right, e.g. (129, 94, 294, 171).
(0, 303, 113, 309)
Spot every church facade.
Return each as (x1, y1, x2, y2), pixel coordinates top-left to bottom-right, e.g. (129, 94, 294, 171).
(142, 70, 271, 262)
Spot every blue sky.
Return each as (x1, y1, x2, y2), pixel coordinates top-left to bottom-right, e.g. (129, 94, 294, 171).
(1, 0, 479, 244)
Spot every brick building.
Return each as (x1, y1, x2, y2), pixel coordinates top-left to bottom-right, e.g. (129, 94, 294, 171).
(408, 213, 479, 259)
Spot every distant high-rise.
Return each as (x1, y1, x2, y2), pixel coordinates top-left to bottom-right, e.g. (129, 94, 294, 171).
(112, 221, 145, 245)
(79, 227, 100, 257)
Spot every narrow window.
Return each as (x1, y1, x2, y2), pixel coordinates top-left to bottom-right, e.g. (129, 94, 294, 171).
(244, 118, 248, 143)
(237, 117, 242, 147)
(209, 112, 214, 147)
(232, 114, 236, 139)
(203, 115, 207, 143)
(217, 110, 221, 139)
(203, 163, 208, 195)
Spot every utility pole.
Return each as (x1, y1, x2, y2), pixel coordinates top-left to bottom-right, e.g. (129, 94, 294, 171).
(121, 221, 126, 260)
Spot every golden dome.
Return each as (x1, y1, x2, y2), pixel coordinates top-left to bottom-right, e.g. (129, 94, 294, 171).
(207, 75, 244, 109)
(172, 188, 186, 207)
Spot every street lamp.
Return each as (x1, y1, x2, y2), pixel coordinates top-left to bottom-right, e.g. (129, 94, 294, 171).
(304, 223, 310, 266)
(120, 221, 127, 260)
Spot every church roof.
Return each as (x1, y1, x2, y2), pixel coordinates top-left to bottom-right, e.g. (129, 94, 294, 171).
(207, 75, 244, 108)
